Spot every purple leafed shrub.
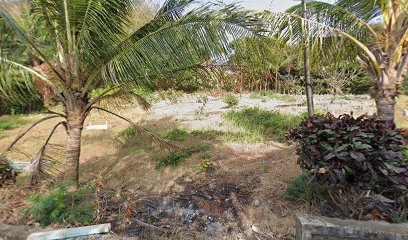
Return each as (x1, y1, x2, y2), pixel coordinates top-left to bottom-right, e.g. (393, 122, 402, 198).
(288, 113, 408, 222)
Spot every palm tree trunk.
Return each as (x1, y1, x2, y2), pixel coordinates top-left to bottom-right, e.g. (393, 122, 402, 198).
(375, 71, 398, 121)
(64, 97, 86, 188)
(66, 119, 83, 188)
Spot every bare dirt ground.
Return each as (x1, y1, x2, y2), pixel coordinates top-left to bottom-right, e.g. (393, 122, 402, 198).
(0, 93, 407, 239)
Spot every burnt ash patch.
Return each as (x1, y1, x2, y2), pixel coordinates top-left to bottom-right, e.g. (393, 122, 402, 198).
(119, 181, 253, 238)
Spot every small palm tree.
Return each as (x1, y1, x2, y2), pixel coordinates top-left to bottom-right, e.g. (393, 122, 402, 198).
(264, 0, 408, 120)
(0, 0, 255, 187)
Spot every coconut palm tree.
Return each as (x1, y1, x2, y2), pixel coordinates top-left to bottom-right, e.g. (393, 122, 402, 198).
(264, 0, 408, 120)
(0, 0, 256, 187)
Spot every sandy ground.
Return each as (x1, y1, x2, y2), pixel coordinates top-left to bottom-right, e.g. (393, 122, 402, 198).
(149, 94, 376, 131)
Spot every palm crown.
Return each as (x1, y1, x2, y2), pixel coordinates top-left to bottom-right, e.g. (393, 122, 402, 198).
(264, 0, 408, 120)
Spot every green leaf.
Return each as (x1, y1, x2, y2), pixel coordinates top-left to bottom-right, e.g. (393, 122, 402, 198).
(350, 152, 365, 161)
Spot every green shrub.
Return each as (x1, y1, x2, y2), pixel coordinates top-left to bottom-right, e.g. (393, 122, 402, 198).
(156, 150, 192, 170)
(224, 108, 305, 142)
(288, 113, 408, 222)
(403, 146, 408, 163)
(223, 95, 239, 108)
(117, 127, 137, 140)
(285, 173, 328, 204)
(348, 75, 371, 95)
(24, 183, 95, 226)
(165, 128, 188, 142)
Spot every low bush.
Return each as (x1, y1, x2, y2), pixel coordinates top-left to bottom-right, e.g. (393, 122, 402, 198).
(285, 173, 328, 204)
(24, 183, 95, 226)
(288, 113, 408, 222)
(165, 128, 188, 142)
(156, 150, 192, 170)
(224, 108, 305, 142)
(117, 127, 137, 140)
(223, 95, 239, 108)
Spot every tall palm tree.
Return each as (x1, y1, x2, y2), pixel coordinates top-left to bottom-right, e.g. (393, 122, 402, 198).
(264, 0, 408, 120)
(0, 0, 255, 187)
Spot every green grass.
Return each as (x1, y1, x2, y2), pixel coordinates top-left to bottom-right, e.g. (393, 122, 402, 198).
(0, 115, 30, 130)
(191, 129, 262, 143)
(223, 108, 305, 142)
(0, 121, 15, 131)
(250, 91, 297, 103)
(0, 115, 31, 138)
(155, 149, 192, 170)
(165, 128, 188, 142)
(191, 130, 223, 140)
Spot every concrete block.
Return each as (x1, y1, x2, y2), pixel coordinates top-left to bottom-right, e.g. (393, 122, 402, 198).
(27, 224, 111, 240)
(296, 214, 408, 240)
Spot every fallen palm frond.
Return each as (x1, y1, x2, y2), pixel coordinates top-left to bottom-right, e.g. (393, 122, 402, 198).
(27, 144, 65, 186)
(26, 122, 66, 186)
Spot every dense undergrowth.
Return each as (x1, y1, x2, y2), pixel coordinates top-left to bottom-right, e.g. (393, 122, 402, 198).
(24, 182, 96, 226)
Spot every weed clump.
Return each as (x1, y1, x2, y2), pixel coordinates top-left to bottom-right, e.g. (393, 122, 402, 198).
(117, 127, 137, 140)
(197, 154, 212, 172)
(156, 150, 192, 170)
(223, 95, 239, 108)
(24, 183, 95, 226)
(165, 128, 188, 142)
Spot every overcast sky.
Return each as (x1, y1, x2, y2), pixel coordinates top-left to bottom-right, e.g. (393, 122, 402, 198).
(225, 0, 298, 12)
(152, 0, 300, 12)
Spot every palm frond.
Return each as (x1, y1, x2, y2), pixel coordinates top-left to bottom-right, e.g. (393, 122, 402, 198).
(93, 87, 151, 112)
(262, 10, 381, 75)
(0, 6, 68, 90)
(287, 1, 378, 38)
(73, 0, 139, 67)
(98, 2, 256, 90)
